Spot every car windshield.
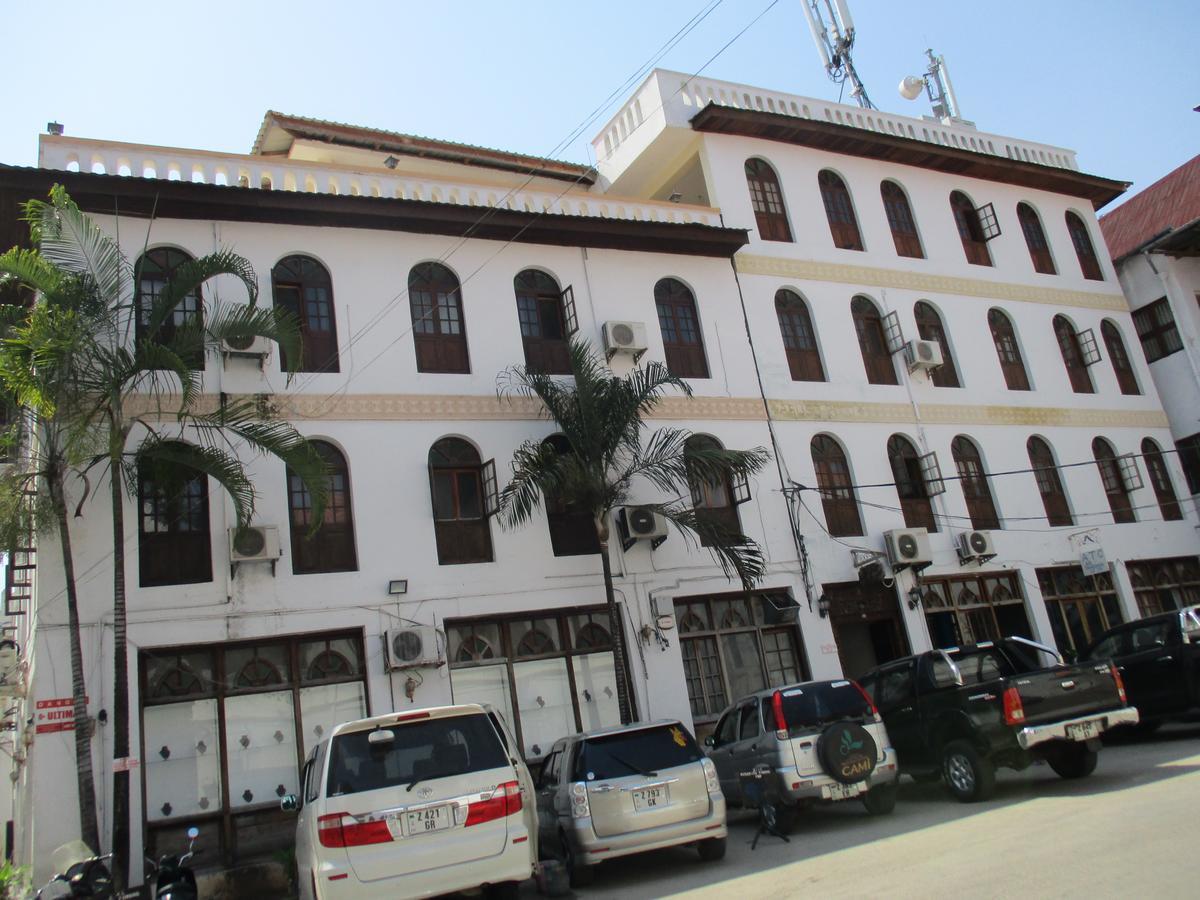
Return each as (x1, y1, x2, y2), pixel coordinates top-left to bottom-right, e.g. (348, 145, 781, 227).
(574, 724, 701, 781)
(326, 714, 507, 797)
(771, 681, 871, 734)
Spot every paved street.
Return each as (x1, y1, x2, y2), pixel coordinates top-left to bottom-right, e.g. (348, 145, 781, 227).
(543, 725, 1200, 900)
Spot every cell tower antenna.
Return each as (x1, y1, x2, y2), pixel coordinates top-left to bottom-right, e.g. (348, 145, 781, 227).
(801, 0, 875, 109)
(899, 49, 972, 126)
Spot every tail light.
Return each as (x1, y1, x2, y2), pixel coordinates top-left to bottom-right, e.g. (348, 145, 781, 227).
(317, 812, 392, 848)
(771, 690, 789, 740)
(852, 681, 881, 723)
(465, 781, 522, 827)
(701, 757, 720, 795)
(1002, 686, 1025, 726)
(569, 781, 590, 819)
(1110, 663, 1127, 704)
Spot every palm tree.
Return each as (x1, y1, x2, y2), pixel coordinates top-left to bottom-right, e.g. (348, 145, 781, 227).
(1, 187, 329, 889)
(497, 338, 769, 724)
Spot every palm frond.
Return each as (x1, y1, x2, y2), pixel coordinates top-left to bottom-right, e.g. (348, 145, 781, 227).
(497, 438, 561, 529)
(133, 435, 256, 528)
(204, 300, 303, 379)
(142, 250, 257, 341)
(0, 247, 66, 298)
(24, 185, 129, 305)
(652, 501, 767, 590)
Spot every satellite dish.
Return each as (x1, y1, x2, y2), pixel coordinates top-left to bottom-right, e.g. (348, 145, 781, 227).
(898, 75, 925, 101)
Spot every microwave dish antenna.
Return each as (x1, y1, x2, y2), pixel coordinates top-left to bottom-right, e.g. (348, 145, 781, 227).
(801, 0, 875, 109)
(899, 49, 970, 125)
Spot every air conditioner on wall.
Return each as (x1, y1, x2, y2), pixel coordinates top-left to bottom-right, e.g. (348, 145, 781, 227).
(905, 339, 944, 372)
(385, 627, 444, 670)
(602, 321, 648, 361)
(957, 530, 997, 563)
(221, 335, 272, 358)
(228, 526, 281, 563)
(883, 528, 933, 571)
(624, 506, 669, 540)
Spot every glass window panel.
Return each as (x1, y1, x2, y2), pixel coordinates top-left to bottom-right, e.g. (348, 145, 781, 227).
(449, 664, 515, 728)
(572, 653, 621, 732)
(226, 644, 290, 690)
(569, 613, 611, 650)
(432, 472, 455, 519)
(513, 658, 575, 759)
(448, 623, 504, 663)
(144, 699, 222, 821)
(456, 472, 482, 518)
(510, 618, 562, 657)
(299, 682, 367, 757)
(719, 632, 766, 699)
(144, 651, 215, 701)
(300, 637, 362, 683)
(224, 691, 299, 809)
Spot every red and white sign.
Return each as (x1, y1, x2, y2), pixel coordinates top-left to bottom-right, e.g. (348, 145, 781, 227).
(112, 757, 140, 773)
(35, 696, 87, 734)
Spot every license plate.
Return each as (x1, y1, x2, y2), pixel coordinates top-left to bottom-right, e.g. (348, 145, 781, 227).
(1066, 719, 1102, 741)
(632, 786, 670, 811)
(405, 805, 451, 835)
(822, 783, 862, 802)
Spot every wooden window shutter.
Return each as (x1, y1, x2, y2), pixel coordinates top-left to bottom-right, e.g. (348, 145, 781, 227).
(561, 285, 579, 337)
(481, 458, 499, 518)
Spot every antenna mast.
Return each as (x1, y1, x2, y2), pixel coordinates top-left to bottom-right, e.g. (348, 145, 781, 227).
(899, 49, 972, 126)
(801, 0, 875, 109)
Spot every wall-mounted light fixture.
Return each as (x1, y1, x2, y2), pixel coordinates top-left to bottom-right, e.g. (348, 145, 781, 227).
(817, 594, 831, 618)
(387, 580, 408, 595)
(383, 155, 400, 169)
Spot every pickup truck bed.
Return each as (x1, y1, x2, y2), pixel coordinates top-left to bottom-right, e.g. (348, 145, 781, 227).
(859, 638, 1138, 802)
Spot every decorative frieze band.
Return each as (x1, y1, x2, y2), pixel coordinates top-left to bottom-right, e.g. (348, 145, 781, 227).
(766, 399, 1168, 429)
(735, 253, 1129, 312)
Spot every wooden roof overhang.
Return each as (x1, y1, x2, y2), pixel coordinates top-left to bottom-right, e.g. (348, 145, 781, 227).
(0, 166, 747, 259)
(690, 104, 1128, 210)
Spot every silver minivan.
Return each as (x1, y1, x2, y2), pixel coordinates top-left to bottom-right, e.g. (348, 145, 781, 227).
(285, 704, 536, 900)
(535, 720, 727, 886)
(705, 679, 900, 831)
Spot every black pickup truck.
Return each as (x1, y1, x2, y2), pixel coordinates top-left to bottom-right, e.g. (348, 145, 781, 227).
(1082, 604, 1200, 732)
(858, 638, 1138, 802)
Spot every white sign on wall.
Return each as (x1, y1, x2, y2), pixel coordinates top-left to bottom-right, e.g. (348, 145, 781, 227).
(1069, 530, 1108, 577)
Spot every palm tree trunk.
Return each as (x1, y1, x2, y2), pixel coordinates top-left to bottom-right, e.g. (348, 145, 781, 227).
(109, 433, 131, 892)
(596, 519, 633, 725)
(46, 458, 101, 854)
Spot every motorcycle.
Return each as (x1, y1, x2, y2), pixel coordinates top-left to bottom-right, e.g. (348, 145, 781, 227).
(34, 841, 114, 898)
(145, 826, 200, 900)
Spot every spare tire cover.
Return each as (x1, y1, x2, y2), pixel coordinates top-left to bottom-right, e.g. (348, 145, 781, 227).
(817, 721, 878, 785)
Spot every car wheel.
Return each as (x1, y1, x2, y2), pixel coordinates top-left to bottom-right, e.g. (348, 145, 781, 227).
(861, 782, 897, 815)
(1047, 743, 1099, 779)
(563, 837, 595, 888)
(941, 740, 996, 803)
(486, 881, 522, 900)
(697, 837, 726, 862)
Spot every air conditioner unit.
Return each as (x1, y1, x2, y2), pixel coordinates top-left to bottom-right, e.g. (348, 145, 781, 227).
(624, 505, 669, 540)
(228, 525, 281, 563)
(385, 627, 443, 670)
(603, 321, 648, 361)
(221, 335, 272, 358)
(957, 530, 997, 563)
(883, 528, 933, 571)
(905, 339, 944, 372)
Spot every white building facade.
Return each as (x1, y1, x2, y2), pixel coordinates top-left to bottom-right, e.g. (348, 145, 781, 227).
(2, 72, 1197, 886)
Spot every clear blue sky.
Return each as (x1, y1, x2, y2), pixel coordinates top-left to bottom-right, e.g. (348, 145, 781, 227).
(5, 1, 1196, 207)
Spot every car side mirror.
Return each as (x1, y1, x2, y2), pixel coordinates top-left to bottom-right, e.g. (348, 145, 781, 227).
(703, 735, 715, 748)
(280, 794, 299, 812)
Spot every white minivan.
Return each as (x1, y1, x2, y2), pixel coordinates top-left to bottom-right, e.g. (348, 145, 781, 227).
(284, 704, 537, 900)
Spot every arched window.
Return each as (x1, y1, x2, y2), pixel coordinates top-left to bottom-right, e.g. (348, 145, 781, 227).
(1066, 211, 1104, 280)
(515, 269, 570, 374)
(811, 435, 862, 536)
(1016, 203, 1056, 274)
(914, 301, 960, 388)
(1142, 438, 1183, 521)
(138, 448, 211, 587)
(429, 438, 495, 564)
(775, 289, 824, 382)
(543, 434, 600, 556)
(655, 278, 709, 379)
(1027, 437, 1072, 526)
(272, 255, 339, 373)
(1054, 315, 1095, 393)
(949, 191, 992, 266)
(888, 434, 936, 531)
(881, 181, 923, 258)
(744, 159, 792, 242)
(1093, 438, 1135, 523)
(818, 170, 864, 250)
(686, 434, 744, 546)
(409, 263, 469, 373)
(135, 247, 203, 369)
(952, 436, 1000, 530)
(288, 440, 357, 574)
(987, 308, 1030, 391)
(1101, 320, 1140, 395)
(851, 296, 897, 385)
